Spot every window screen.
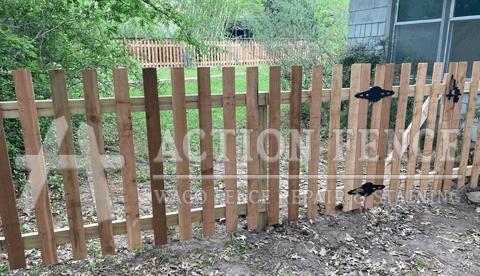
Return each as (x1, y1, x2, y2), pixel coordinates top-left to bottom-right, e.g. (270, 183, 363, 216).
(394, 23, 441, 68)
(454, 0, 480, 17)
(397, 0, 443, 22)
(449, 19, 480, 76)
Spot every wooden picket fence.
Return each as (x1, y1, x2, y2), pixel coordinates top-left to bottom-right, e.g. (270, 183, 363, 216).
(1, 62, 480, 271)
(122, 39, 269, 67)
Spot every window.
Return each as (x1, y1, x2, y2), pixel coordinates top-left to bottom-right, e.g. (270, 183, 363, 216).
(454, 0, 480, 17)
(397, 0, 443, 22)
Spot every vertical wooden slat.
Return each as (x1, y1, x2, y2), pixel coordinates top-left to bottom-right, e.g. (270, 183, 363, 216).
(13, 70, 58, 265)
(389, 63, 411, 202)
(258, 103, 268, 229)
(82, 69, 115, 255)
(365, 65, 387, 208)
(246, 67, 259, 229)
(419, 63, 444, 197)
(459, 62, 480, 189)
(404, 63, 428, 200)
(307, 65, 323, 219)
(267, 66, 281, 224)
(288, 66, 302, 221)
(442, 62, 467, 193)
(343, 64, 362, 212)
(0, 107, 26, 269)
(48, 70, 87, 260)
(113, 68, 142, 250)
(222, 67, 238, 232)
(197, 67, 215, 237)
(351, 64, 371, 210)
(171, 67, 192, 240)
(325, 64, 342, 214)
(143, 68, 168, 245)
(433, 63, 459, 195)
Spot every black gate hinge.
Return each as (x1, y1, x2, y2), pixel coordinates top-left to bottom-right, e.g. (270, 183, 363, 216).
(355, 86, 395, 103)
(446, 75, 462, 103)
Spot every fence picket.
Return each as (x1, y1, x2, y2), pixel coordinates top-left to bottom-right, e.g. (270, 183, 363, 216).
(307, 65, 323, 219)
(246, 67, 259, 229)
(0, 105, 26, 269)
(268, 66, 281, 224)
(113, 68, 142, 250)
(389, 63, 411, 202)
(419, 63, 444, 197)
(198, 67, 216, 237)
(442, 62, 467, 193)
(343, 64, 362, 212)
(433, 63, 459, 195)
(82, 69, 116, 255)
(142, 68, 168, 245)
(171, 67, 192, 240)
(405, 63, 428, 200)
(460, 62, 480, 189)
(13, 70, 59, 265)
(288, 66, 302, 220)
(48, 70, 87, 260)
(325, 64, 342, 214)
(222, 67, 238, 232)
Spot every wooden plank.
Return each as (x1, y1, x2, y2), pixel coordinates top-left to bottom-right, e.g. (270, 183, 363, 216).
(352, 64, 371, 210)
(419, 63, 444, 196)
(288, 66, 302, 220)
(389, 63, 411, 202)
(48, 70, 87, 260)
(460, 63, 480, 188)
(307, 65, 323, 219)
(197, 67, 216, 237)
(258, 103, 268, 229)
(113, 68, 142, 250)
(142, 68, 168, 245)
(13, 70, 58, 265)
(246, 67, 259, 229)
(170, 67, 192, 240)
(364, 65, 387, 208)
(0, 105, 26, 269)
(433, 63, 459, 195)
(404, 63, 428, 200)
(222, 67, 238, 232)
(442, 62, 467, 193)
(81, 69, 115, 255)
(343, 64, 362, 212)
(325, 64, 342, 214)
(267, 66, 281, 224)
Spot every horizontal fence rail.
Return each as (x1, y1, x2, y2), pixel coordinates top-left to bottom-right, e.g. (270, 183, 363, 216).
(122, 39, 269, 68)
(1, 62, 480, 271)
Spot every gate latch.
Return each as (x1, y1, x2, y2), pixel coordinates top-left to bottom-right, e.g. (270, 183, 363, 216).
(446, 75, 461, 103)
(355, 86, 395, 103)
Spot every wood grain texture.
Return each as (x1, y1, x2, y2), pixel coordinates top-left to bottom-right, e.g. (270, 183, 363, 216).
(419, 63, 443, 197)
(82, 69, 115, 255)
(142, 68, 168, 245)
(197, 67, 215, 237)
(307, 65, 323, 218)
(222, 67, 238, 232)
(246, 67, 259, 229)
(0, 105, 26, 269)
(405, 63, 428, 200)
(48, 70, 87, 260)
(267, 66, 281, 224)
(325, 64, 342, 214)
(170, 67, 192, 240)
(288, 66, 302, 220)
(113, 68, 142, 250)
(389, 63, 411, 202)
(13, 70, 58, 265)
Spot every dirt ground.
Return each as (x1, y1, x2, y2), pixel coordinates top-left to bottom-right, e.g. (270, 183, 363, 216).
(3, 185, 480, 276)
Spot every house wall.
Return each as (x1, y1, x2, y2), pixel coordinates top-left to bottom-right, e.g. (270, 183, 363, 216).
(347, 0, 392, 48)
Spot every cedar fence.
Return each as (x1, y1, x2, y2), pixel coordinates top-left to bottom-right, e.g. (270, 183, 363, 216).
(122, 39, 269, 67)
(1, 62, 480, 271)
